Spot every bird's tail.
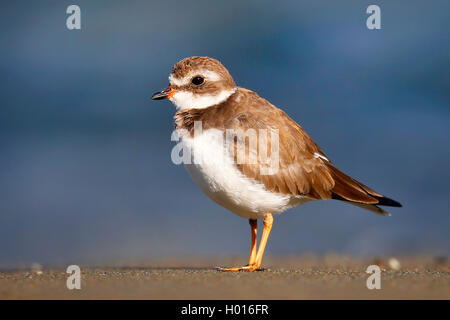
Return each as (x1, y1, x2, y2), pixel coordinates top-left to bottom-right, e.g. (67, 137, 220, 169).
(325, 163, 402, 216)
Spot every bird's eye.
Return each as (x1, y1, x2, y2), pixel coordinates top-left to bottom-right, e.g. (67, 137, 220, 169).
(191, 76, 204, 85)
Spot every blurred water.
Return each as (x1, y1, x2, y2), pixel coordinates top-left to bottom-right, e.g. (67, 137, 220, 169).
(0, 1, 449, 268)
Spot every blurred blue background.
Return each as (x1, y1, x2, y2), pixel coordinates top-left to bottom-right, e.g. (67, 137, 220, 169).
(0, 1, 449, 268)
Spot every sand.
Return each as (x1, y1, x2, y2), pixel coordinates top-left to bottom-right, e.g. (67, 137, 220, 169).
(1, 256, 448, 299)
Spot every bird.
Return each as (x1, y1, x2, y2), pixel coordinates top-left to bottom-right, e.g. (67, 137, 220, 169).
(152, 56, 402, 272)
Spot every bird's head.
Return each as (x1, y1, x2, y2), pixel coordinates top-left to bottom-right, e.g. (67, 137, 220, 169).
(152, 56, 236, 110)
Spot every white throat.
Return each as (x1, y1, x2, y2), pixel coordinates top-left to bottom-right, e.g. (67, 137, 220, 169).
(169, 88, 236, 110)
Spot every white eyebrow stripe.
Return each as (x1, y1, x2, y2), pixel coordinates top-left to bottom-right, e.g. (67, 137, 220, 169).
(169, 70, 221, 86)
(314, 152, 329, 161)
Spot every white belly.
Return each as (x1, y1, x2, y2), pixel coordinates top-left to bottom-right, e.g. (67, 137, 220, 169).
(179, 129, 310, 219)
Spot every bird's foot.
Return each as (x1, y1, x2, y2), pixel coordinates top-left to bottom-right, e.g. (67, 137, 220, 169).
(216, 264, 262, 272)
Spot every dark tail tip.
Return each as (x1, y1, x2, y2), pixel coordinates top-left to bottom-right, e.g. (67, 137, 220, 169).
(375, 196, 402, 207)
(332, 193, 402, 207)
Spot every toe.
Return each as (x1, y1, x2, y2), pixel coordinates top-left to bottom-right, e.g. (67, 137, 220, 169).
(216, 265, 259, 272)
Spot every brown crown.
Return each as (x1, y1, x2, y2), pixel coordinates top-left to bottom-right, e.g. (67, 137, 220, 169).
(171, 56, 236, 89)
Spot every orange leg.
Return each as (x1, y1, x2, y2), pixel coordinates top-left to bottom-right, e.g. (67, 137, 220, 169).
(248, 219, 258, 265)
(218, 214, 273, 272)
(254, 213, 273, 269)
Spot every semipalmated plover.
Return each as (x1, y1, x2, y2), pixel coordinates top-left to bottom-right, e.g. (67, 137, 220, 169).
(152, 56, 401, 271)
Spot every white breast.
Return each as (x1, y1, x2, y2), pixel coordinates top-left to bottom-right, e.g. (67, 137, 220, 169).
(180, 129, 310, 219)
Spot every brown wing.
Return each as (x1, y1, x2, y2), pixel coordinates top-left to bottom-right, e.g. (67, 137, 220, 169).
(223, 89, 401, 210)
(225, 102, 334, 200)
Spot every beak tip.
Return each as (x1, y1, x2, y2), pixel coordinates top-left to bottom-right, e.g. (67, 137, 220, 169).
(151, 92, 166, 100)
(151, 87, 173, 101)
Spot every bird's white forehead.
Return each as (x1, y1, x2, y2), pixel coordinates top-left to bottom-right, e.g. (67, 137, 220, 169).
(169, 70, 222, 86)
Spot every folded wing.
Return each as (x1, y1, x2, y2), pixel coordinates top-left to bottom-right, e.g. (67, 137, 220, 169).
(225, 92, 401, 215)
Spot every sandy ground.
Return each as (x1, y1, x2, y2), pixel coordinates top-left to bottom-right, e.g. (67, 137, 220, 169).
(1, 256, 448, 299)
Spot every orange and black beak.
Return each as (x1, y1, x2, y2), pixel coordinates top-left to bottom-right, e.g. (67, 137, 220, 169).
(151, 86, 176, 100)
